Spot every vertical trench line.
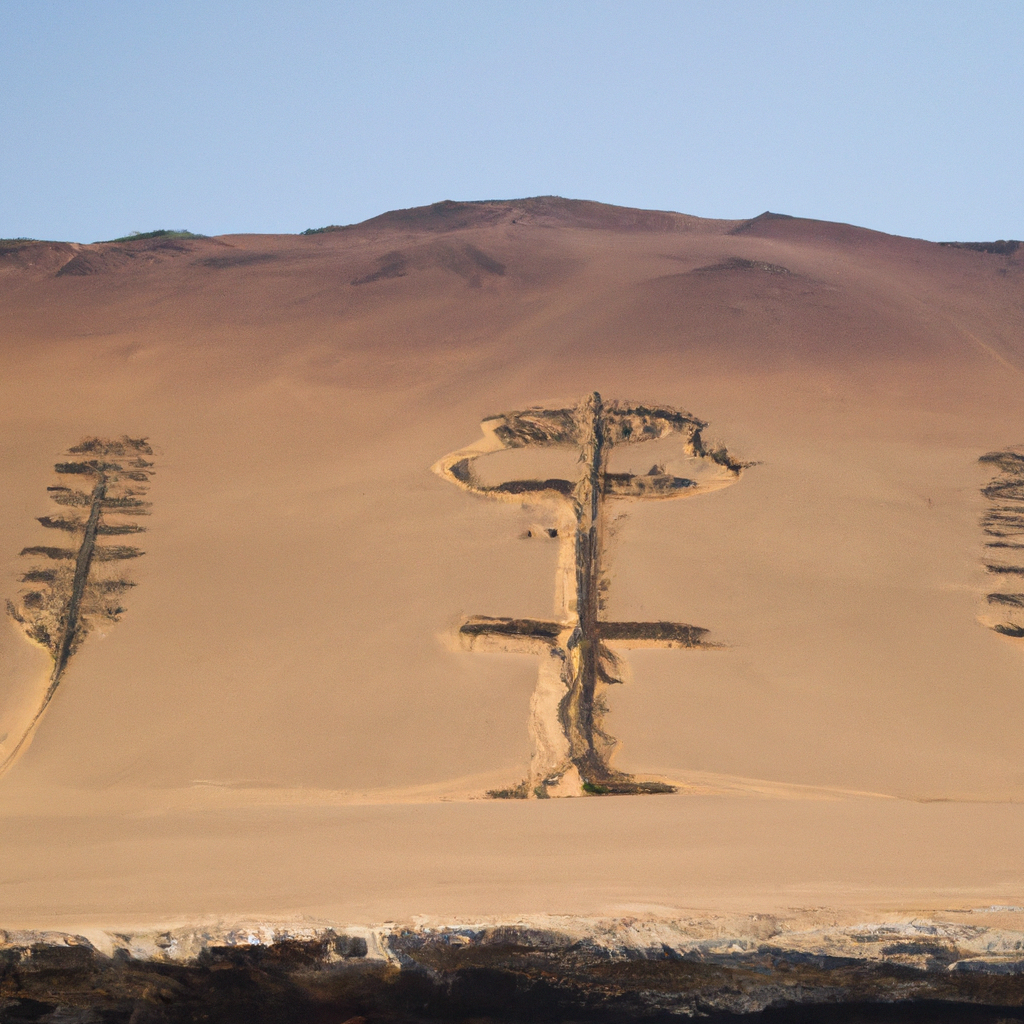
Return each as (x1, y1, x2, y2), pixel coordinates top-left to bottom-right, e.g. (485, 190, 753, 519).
(582, 394, 607, 770)
(48, 474, 106, 695)
(0, 473, 106, 777)
(562, 392, 609, 778)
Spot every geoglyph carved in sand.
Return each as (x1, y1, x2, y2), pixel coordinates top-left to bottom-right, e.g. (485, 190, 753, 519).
(2, 438, 154, 777)
(979, 448, 1024, 640)
(434, 393, 747, 798)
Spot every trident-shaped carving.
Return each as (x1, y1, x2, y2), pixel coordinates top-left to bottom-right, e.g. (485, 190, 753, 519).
(434, 393, 746, 798)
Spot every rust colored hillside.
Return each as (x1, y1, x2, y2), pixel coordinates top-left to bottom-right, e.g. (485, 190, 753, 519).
(0, 197, 1022, 928)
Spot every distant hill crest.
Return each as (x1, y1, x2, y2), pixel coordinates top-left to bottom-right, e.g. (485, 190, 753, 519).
(308, 196, 740, 236)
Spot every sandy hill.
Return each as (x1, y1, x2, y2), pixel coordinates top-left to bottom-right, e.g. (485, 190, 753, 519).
(0, 197, 1022, 929)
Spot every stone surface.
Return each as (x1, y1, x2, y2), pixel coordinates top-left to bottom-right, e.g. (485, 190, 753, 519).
(2, 914, 1023, 1021)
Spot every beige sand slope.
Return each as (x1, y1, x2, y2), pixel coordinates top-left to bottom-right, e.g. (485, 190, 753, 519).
(0, 198, 1022, 929)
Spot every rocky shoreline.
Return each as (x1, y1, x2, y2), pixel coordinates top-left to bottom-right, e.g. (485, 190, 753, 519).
(2, 913, 1023, 1022)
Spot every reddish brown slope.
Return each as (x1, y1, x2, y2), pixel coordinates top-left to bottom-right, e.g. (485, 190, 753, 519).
(0, 198, 1023, 925)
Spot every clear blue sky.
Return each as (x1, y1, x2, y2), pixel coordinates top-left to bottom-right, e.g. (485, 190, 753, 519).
(2, 0, 1021, 243)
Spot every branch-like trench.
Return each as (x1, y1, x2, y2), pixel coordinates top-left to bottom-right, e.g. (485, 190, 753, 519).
(2, 438, 153, 778)
(979, 449, 1024, 640)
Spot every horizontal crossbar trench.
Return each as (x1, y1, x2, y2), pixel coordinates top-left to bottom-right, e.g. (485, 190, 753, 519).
(459, 616, 716, 649)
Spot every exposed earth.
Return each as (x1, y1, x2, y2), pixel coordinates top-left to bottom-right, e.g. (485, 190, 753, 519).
(0, 197, 1022, 1016)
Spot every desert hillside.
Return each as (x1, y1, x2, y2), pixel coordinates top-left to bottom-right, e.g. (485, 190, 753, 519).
(0, 197, 1022, 927)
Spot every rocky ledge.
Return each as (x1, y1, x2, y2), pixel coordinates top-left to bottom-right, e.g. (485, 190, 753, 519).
(1, 913, 1023, 1022)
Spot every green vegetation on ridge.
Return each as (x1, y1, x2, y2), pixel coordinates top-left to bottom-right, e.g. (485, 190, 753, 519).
(97, 229, 205, 244)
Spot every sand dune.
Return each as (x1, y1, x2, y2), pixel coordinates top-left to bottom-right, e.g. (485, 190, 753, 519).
(0, 197, 1022, 927)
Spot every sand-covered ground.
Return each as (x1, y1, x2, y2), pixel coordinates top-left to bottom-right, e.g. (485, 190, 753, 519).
(0, 198, 1022, 930)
